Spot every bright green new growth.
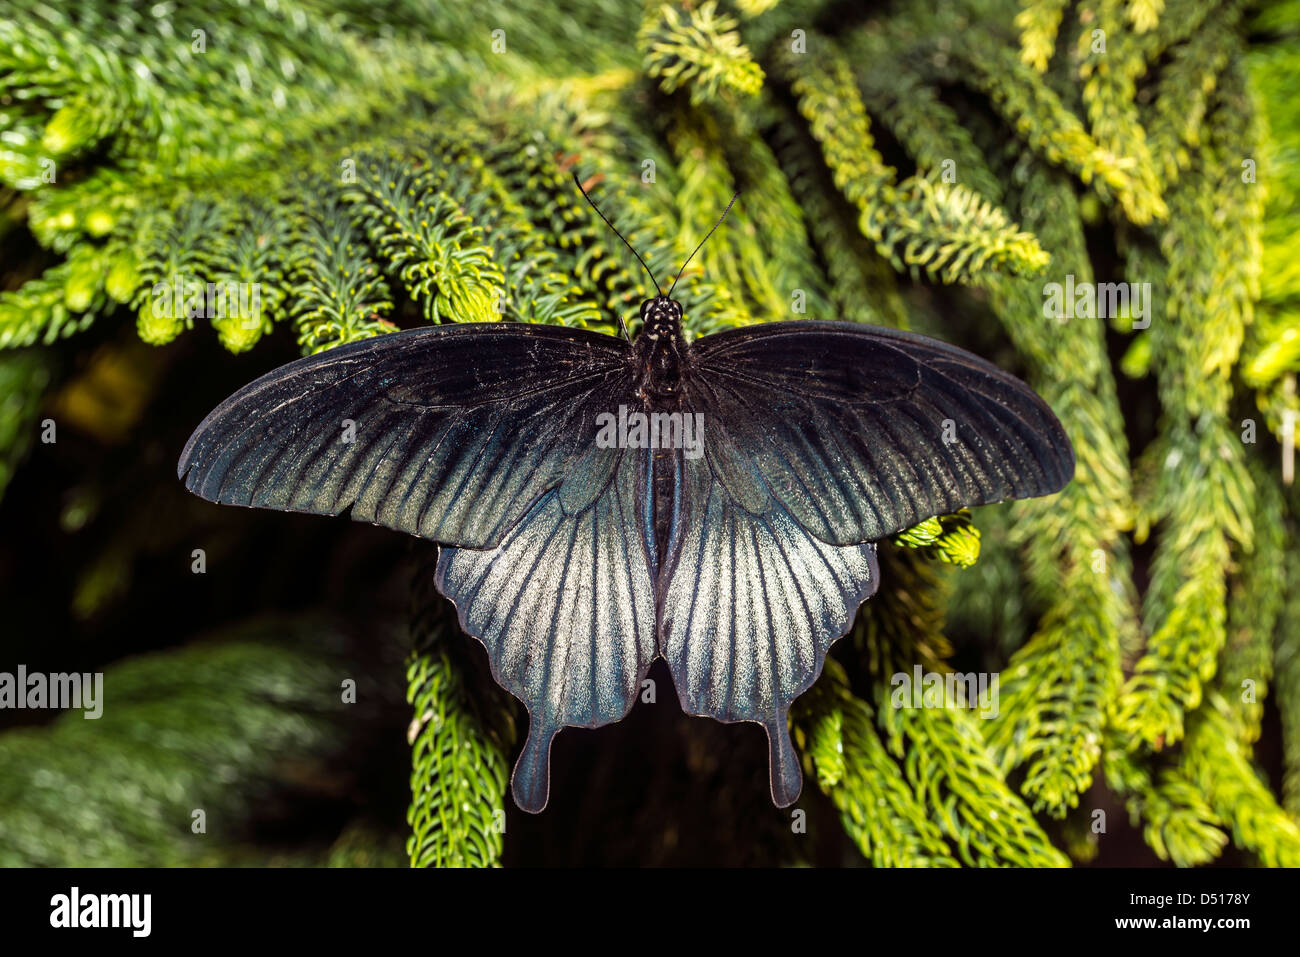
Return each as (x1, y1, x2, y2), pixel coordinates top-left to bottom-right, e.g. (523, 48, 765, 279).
(1, 0, 1298, 867)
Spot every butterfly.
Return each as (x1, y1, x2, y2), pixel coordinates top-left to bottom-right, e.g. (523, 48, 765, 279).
(178, 178, 1074, 813)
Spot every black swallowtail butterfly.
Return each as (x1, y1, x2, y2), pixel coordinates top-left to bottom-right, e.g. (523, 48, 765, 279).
(179, 179, 1074, 812)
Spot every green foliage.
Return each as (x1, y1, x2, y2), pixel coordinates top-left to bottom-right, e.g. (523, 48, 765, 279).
(1114, 54, 1260, 752)
(1, 0, 1296, 868)
(876, 687, 1070, 867)
(288, 183, 397, 353)
(1278, 504, 1300, 817)
(345, 154, 505, 324)
(405, 567, 517, 868)
(0, 617, 395, 867)
(780, 40, 1051, 284)
(0, 350, 53, 499)
(796, 660, 960, 867)
(642, 1, 765, 105)
(892, 511, 982, 568)
(0, 243, 112, 348)
(1243, 7, 1300, 438)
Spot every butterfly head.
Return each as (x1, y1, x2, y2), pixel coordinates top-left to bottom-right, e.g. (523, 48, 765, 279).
(639, 296, 683, 341)
(572, 173, 738, 345)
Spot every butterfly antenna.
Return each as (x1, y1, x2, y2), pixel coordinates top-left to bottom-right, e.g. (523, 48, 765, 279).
(572, 172, 656, 342)
(667, 190, 740, 298)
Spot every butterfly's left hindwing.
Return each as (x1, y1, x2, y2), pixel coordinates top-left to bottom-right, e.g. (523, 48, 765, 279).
(436, 443, 658, 813)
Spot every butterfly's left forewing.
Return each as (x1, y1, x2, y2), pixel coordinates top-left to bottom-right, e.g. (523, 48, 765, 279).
(177, 323, 636, 550)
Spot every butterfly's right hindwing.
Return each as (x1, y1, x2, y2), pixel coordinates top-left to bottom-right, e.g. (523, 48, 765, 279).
(656, 319, 1074, 806)
(656, 449, 879, 808)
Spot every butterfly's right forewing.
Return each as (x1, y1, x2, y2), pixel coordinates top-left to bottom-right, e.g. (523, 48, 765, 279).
(687, 321, 1075, 546)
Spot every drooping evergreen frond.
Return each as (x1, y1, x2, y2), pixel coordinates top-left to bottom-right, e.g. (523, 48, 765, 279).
(405, 565, 516, 869)
(641, 1, 765, 106)
(1114, 56, 1261, 751)
(780, 41, 1051, 285)
(796, 660, 959, 868)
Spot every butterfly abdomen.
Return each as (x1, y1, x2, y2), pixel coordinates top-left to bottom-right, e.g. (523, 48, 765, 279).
(650, 445, 681, 580)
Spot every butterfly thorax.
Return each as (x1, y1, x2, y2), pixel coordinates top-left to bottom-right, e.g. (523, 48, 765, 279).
(633, 296, 688, 405)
